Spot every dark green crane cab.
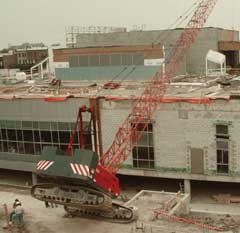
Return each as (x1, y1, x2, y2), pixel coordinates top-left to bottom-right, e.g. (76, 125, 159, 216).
(36, 146, 98, 182)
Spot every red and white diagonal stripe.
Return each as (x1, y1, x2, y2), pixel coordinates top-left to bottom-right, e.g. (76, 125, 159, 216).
(70, 163, 94, 177)
(37, 160, 54, 171)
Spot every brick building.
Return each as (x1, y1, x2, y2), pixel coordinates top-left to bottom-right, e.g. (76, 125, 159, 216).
(0, 47, 48, 70)
(73, 27, 240, 74)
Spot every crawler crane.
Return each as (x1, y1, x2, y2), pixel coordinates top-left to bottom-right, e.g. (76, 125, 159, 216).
(31, 0, 218, 223)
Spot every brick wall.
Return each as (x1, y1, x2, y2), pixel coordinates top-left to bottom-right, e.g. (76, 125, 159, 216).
(53, 45, 163, 63)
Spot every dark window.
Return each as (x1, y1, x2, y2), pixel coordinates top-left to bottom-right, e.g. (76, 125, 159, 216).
(1, 129, 7, 140)
(24, 143, 35, 154)
(23, 130, 33, 142)
(3, 141, 8, 152)
(51, 131, 59, 143)
(59, 131, 70, 144)
(216, 125, 229, 174)
(33, 130, 40, 142)
(7, 129, 17, 141)
(8, 141, 17, 153)
(132, 123, 154, 169)
(34, 143, 42, 155)
(216, 125, 229, 139)
(40, 131, 52, 143)
(17, 130, 23, 141)
(17, 142, 24, 154)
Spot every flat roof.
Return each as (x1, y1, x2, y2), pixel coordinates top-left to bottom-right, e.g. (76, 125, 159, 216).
(0, 74, 239, 102)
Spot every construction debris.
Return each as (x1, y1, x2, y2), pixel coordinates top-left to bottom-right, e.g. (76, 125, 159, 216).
(213, 194, 240, 204)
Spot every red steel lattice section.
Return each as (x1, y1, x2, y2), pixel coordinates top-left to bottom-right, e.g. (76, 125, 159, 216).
(100, 0, 218, 174)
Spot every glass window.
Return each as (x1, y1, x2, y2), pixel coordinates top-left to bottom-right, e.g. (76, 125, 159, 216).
(39, 122, 51, 130)
(5, 121, 16, 128)
(58, 122, 70, 131)
(33, 130, 40, 142)
(17, 142, 24, 154)
(216, 125, 229, 174)
(0, 141, 3, 152)
(24, 143, 35, 154)
(16, 121, 22, 129)
(32, 122, 39, 129)
(34, 143, 41, 155)
(22, 121, 33, 129)
(7, 129, 17, 141)
(17, 130, 23, 141)
(0, 120, 6, 128)
(23, 130, 33, 142)
(40, 131, 52, 143)
(132, 123, 155, 169)
(216, 125, 228, 135)
(1, 129, 7, 140)
(8, 142, 17, 153)
(59, 131, 70, 144)
(51, 131, 59, 143)
(3, 141, 8, 152)
(51, 122, 58, 130)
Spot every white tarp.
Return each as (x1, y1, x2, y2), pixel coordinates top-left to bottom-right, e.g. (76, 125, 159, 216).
(144, 58, 165, 66)
(206, 50, 226, 76)
(206, 50, 226, 64)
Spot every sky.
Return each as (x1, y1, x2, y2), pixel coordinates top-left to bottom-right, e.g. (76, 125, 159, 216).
(0, 0, 240, 49)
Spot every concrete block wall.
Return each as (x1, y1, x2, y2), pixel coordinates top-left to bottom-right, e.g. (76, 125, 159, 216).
(100, 99, 133, 165)
(100, 98, 240, 181)
(76, 28, 239, 75)
(1, 97, 240, 182)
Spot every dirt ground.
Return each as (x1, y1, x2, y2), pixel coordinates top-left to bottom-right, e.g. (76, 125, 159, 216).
(1, 174, 240, 233)
(0, 187, 240, 233)
(0, 187, 131, 233)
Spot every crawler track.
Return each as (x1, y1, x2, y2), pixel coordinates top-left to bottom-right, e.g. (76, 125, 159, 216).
(31, 183, 136, 223)
(64, 202, 136, 224)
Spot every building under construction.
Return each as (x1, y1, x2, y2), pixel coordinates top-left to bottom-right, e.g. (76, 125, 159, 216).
(0, 71, 240, 194)
(1, 21, 240, 196)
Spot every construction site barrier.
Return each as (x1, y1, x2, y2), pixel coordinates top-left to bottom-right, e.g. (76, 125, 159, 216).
(105, 96, 231, 103)
(154, 209, 220, 233)
(44, 97, 67, 102)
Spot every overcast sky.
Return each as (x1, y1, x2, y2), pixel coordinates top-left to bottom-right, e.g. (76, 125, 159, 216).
(0, 0, 239, 48)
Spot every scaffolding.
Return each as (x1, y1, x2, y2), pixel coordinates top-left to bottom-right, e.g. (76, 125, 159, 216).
(65, 26, 127, 48)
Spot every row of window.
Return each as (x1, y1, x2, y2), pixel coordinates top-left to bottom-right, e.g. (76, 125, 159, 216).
(0, 120, 77, 131)
(0, 128, 92, 155)
(0, 129, 90, 143)
(0, 121, 232, 174)
(0, 141, 81, 155)
(18, 59, 36, 65)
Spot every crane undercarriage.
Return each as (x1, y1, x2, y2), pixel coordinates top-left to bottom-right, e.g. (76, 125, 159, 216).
(31, 183, 136, 223)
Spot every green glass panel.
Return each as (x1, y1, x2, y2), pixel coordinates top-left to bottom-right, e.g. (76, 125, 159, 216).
(39, 122, 51, 130)
(15, 121, 22, 129)
(51, 122, 58, 130)
(5, 121, 16, 128)
(0, 120, 6, 128)
(70, 123, 75, 130)
(32, 122, 39, 129)
(58, 122, 70, 131)
(22, 121, 33, 129)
